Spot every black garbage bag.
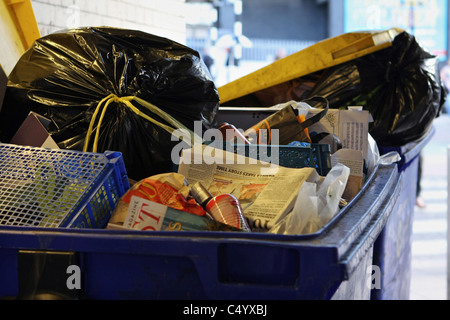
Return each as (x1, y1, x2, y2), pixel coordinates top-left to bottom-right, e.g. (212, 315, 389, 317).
(308, 31, 445, 147)
(0, 27, 219, 181)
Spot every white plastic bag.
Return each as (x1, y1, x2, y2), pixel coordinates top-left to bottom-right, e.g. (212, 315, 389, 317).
(367, 133, 401, 171)
(269, 163, 350, 235)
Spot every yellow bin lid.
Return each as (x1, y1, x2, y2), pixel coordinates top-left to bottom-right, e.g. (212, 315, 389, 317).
(0, 0, 40, 76)
(218, 28, 403, 105)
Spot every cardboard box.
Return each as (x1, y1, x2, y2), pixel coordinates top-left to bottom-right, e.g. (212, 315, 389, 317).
(10, 112, 59, 149)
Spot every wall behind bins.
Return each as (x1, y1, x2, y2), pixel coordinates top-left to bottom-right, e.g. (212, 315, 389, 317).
(30, 0, 187, 44)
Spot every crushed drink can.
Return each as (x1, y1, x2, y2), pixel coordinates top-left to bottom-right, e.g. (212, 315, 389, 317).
(205, 194, 250, 232)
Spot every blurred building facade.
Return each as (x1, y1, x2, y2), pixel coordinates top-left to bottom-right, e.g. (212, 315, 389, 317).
(186, 0, 449, 85)
(31, 0, 186, 44)
(29, 0, 449, 86)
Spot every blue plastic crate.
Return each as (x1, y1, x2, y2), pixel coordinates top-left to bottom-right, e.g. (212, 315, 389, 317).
(0, 143, 129, 229)
(216, 142, 332, 176)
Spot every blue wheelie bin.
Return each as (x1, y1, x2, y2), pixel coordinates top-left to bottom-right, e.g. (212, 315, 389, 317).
(371, 129, 435, 300)
(0, 25, 440, 300)
(0, 142, 401, 300)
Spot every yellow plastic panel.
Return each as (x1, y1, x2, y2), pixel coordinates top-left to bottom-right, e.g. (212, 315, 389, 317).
(218, 28, 403, 105)
(0, 0, 40, 75)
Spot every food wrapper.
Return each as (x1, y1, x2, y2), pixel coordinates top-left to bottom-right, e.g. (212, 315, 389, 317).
(108, 196, 242, 232)
(108, 173, 206, 226)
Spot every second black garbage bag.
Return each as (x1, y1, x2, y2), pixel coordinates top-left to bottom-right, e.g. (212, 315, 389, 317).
(308, 31, 445, 147)
(0, 27, 219, 181)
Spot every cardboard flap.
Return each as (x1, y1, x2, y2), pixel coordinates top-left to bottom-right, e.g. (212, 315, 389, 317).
(10, 112, 60, 149)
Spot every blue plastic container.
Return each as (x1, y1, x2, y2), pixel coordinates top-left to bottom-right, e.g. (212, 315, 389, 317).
(371, 128, 435, 300)
(0, 160, 400, 300)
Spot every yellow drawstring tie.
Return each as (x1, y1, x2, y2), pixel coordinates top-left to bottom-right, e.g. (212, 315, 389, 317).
(83, 94, 202, 153)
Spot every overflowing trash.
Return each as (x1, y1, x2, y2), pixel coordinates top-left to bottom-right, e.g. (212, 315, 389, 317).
(0, 27, 445, 236)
